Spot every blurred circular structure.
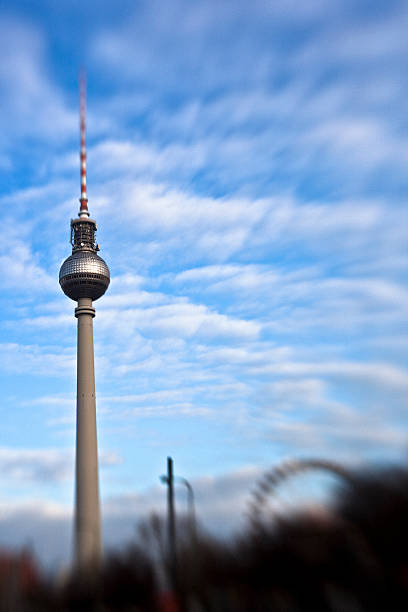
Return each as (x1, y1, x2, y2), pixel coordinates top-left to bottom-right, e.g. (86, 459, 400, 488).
(248, 458, 353, 532)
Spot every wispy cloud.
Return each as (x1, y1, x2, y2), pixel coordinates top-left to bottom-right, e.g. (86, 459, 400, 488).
(0, 343, 75, 377)
(0, 447, 120, 484)
(0, 17, 76, 146)
(89, 0, 408, 197)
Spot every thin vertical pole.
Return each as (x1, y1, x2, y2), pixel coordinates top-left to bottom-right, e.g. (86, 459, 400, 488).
(186, 481, 196, 545)
(167, 456, 177, 590)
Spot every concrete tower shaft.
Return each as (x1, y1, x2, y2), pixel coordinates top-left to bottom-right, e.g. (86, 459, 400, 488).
(75, 297, 102, 567)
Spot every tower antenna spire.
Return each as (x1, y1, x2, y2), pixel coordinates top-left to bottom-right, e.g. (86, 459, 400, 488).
(79, 70, 89, 218)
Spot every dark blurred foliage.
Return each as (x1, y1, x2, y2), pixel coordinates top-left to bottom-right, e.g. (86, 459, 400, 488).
(1, 465, 408, 611)
(178, 466, 408, 611)
(10, 544, 159, 612)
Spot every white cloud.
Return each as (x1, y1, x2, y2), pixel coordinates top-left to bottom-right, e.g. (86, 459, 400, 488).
(0, 343, 75, 377)
(0, 17, 76, 143)
(0, 242, 54, 292)
(96, 182, 400, 267)
(0, 447, 120, 484)
(268, 415, 408, 457)
(252, 360, 408, 391)
(88, 0, 408, 195)
(172, 264, 407, 337)
(97, 299, 261, 342)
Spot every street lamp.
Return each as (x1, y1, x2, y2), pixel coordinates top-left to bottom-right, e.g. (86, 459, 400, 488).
(160, 457, 177, 591)
(159, 460, 198, 581)
(175, 476, 196, 544)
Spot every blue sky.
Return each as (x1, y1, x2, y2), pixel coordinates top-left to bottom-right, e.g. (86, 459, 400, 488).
(0, 0, 407, 567)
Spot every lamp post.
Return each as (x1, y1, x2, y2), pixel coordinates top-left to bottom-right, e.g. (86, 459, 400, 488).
(176, 477, 196, 544)
(160, 457, 177, 591)
(159, 459, 198, 584)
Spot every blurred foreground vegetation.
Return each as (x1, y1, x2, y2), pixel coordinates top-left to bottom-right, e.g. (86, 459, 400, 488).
(1, 464, 408, 611)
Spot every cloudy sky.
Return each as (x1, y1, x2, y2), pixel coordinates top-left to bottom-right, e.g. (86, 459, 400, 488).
(0, 0, 407, 567)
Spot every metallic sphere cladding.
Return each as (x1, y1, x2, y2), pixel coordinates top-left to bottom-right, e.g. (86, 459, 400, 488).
(59, 218, 110, 301)
(59, 251, 110, 301)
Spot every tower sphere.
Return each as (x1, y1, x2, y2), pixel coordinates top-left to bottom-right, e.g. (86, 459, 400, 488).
(59, 250, 110, 301)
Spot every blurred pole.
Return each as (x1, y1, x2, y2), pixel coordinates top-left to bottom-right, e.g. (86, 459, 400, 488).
(167, 456, 177, 591)
(160, 460, 192, 612)
(178, 477, 196, 545)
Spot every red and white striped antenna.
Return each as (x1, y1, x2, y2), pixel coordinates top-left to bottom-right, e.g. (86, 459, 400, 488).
(79, 71, 89, 218)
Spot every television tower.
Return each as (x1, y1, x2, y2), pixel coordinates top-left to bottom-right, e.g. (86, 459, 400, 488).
(59, 75, 110, 569)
